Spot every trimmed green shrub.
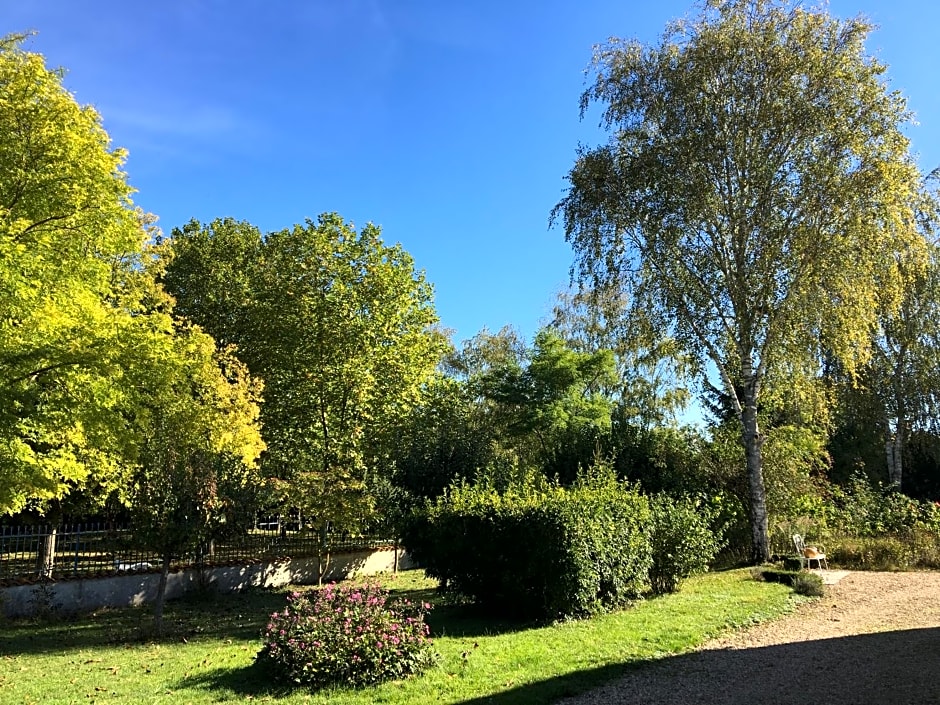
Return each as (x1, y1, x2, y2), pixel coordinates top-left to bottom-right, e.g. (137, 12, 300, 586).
(753, 567, 824, 596)
(404, 476, 652, 620)
(257, 582, 435, 688)
(754, 567, 800, 585)
(791, 572, 824, 597)
(648, 495, 721, 595)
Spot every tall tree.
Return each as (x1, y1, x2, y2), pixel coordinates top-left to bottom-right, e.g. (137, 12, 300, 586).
(554, 0, 927, 561)
(0, 34, 161, 514)
(549, 285, 692, 428)
(163, 215, 448, 530)
(479, 328, 616, 480)
(864, 234, 940, 489)
(161, 218, 261, 350)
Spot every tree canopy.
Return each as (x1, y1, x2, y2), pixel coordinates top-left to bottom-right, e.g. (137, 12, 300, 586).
(554, 0, 932, 561)
(163, 215, 448, 528)
(0, 35, 264, 519)
(0, 34, 151, 513)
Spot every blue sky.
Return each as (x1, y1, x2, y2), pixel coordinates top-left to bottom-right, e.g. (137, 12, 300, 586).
(5, 0, 940, 345)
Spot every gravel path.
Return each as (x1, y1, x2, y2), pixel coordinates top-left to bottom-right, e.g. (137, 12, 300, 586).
(557, 571, 940, 705)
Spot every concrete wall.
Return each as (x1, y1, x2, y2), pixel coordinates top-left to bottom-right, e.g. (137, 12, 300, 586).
(0, 547, 413, 619)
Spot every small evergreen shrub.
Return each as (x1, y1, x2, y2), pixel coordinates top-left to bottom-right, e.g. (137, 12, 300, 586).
(257, 582, 435, 689)
(754, 568, 800, 585)
(648, 495, 721, 595)
(791, 571, 824, 597)
(753, 567, 824, 596)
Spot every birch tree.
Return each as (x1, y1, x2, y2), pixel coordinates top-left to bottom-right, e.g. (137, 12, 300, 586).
(554, 0, 927, 561)
(866, 235, 940, 489)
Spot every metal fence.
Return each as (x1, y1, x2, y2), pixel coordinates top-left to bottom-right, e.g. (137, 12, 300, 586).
(0, 522, 395, 583)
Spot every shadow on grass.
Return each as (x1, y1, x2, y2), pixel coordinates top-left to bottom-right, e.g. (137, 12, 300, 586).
(173, 627, 940, 705)
(427, 602, 540, 639)
(453, 626, 940, 705)
(0, 588, 287, 655)
(175, 661, 298, 700)
(0, 578, 531, 656)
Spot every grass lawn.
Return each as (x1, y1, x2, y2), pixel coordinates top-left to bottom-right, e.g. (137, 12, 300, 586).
(0, 569, 799, 704)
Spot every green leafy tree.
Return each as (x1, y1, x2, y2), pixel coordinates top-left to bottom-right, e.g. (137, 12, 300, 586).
(389, 371, 495, 501)
(479, 329, 616, 479)
(161, 217, 261, 350)
(554, 0, 927, 561)
(163, 215, 448, 532)
(549, 285, 692, 428)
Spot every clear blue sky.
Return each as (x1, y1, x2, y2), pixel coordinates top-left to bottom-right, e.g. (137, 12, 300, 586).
(6, 1, 939, 345)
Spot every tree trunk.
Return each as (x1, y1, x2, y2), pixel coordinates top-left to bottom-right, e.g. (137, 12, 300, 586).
(885, 396, 906, 489)
(153, 553, 172, 635)
(893, 428, 904, 489)
(740, 385, 769, 564)
(884, 419, 902, 488)
(317, 523, 330, 586)
(38, 526, 57, 580)
(37, 502, 63, 580)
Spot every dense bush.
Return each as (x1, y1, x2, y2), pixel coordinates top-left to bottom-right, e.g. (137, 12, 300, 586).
(257, 582, 435, 688)
(827, 530, 940, 571)
(753, 567, 824, 596)
(404, 470, 652, 620)
(790, 571, 825, 597)
(648, 495, 721, 595)
(828, 475, 940, 537)
(769, 473, 940, 568)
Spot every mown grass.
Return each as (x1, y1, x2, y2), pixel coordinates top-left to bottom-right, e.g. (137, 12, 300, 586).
(0, 569, 799, 704)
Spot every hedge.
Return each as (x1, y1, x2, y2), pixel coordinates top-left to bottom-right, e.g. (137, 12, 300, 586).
(403, 481, 652, 620)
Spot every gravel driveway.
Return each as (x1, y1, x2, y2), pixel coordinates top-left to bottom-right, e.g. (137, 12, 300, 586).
(557, 571, 940, 705)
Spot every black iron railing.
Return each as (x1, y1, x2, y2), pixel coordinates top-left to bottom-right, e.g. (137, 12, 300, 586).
(0, 522, 394, 583)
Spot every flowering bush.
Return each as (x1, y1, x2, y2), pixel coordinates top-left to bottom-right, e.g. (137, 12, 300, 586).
(257, 582, 435, 688)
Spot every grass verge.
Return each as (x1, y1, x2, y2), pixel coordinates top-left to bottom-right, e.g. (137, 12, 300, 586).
(0, 569, 799, 704)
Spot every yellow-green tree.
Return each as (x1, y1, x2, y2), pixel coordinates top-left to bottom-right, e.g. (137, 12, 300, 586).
(0, 34, 155, 514)
(554, 0, 929, 561)
(0, 30, 265, 557)
(127, 328, 264, 632)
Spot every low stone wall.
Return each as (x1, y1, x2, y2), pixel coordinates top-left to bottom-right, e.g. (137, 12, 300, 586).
(0, 547, 413, 619)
